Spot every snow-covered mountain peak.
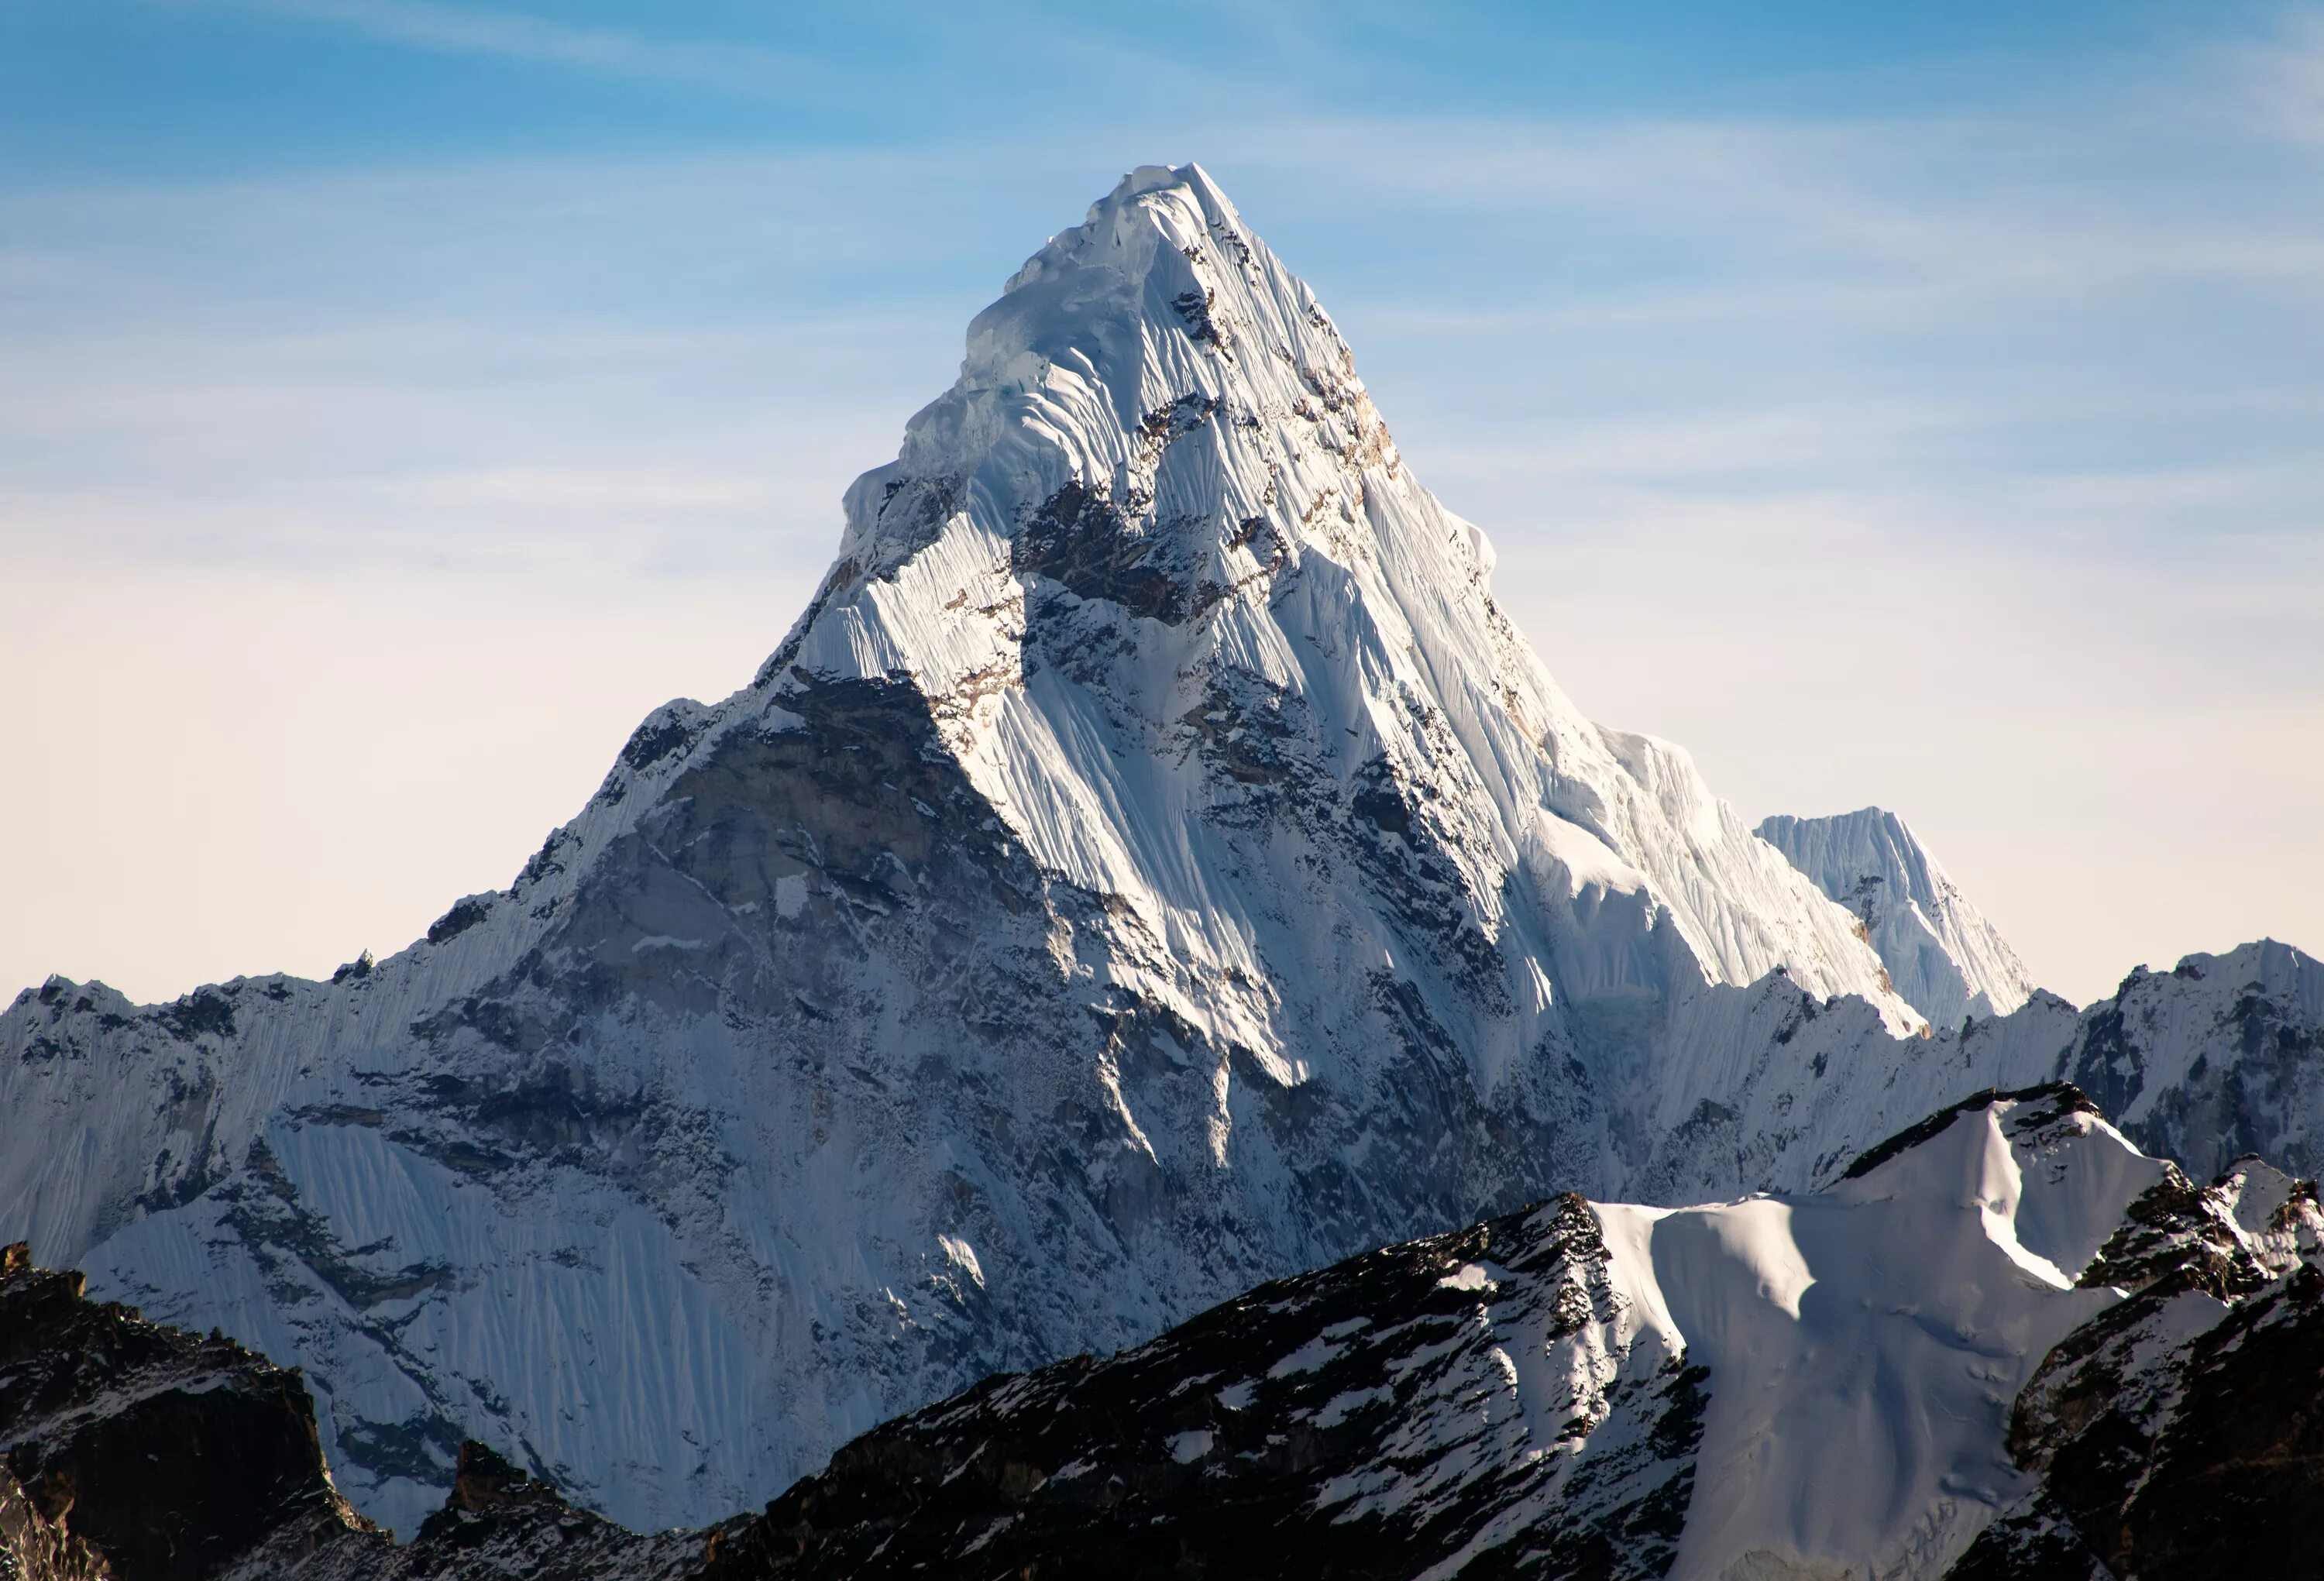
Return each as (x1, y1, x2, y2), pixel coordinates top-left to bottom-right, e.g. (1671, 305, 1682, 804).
(768, 161, 1914, 1046)
(1757, 804, 2038, 1026)
(830, 161, 1380, 589)
(0, 164, 1964, 1534)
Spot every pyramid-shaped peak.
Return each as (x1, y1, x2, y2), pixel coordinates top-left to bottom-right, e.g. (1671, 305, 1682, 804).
(837, 161, 1387, 589)
(1757, 804, 2039, 1024)
(778, 163, 1909, 1043)
(985, 161, 1342, 356)
(1012, 163, 1252, 281)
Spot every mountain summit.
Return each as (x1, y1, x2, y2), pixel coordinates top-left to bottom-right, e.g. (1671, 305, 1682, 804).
(5, 165, 2314, 1537)
(1758, 806, 2038, 1026)
(768, 161, 1913, 1040)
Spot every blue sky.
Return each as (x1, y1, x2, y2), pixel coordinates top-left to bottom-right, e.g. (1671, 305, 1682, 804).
(4, 1, 2321, 1005)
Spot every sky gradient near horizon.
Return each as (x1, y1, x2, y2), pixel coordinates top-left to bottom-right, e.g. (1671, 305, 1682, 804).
(5, 1, 2322, 1008)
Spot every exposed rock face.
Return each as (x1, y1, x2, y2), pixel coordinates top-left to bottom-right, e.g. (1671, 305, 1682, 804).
(1756, 806, 2040, 1026)
(0, 1241, 372, 1580)
(232, 1438, 705, 1581)
(0, 1459, 111, 1581)
(708, 1088, 2324, 1581)
(1944, 1153, 2324, 1579)
(2059, 940, 2324, 1181)
(2, 164, 2319, 1540)
(0, 1243, 702, 1581)
(708, 1194, 1706, 1581)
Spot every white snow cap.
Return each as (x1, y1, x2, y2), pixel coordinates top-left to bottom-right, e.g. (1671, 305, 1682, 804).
(791, 160, 1921, 1044)
(1601, 1088, 2163, 1579)
(1758, 806, 2039, 1025)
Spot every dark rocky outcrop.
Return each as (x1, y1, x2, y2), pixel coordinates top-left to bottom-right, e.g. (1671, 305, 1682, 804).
(1945, 1154, 2324, 1580)
(0, 1244, 701, 1581)
(0, 1240, 365, 1580)
(705, 1194, 1701, 1581)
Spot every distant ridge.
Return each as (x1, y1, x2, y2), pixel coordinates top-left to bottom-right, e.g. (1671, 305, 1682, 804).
(1758, 805, 2039, 1025)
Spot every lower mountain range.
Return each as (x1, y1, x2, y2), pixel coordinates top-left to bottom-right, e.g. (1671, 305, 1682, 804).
(7, 1083, 2321, 1579)
(5, 164, 2319, 1577)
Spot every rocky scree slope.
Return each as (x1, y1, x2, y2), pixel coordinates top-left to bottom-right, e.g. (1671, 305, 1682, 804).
(11, 1088, 2324, 1580)
(2, 163, 2321, 1536)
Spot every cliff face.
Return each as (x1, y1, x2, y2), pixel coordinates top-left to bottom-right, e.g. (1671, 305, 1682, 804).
(1948, 1154, 2324, 1579)
(1757, 806, 2040, 1026)
(0, 1242, 705, 1581)
(0, 1241, 370, 1580)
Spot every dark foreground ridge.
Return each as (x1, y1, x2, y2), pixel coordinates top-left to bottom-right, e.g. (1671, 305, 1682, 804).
(706, 1194, 1703, 1581)
(2, 1200, 1702, 1581)
(8, 1082, 2324, 1580)
(1839, 1082, 2101, 1181)
(0, 1242, 700, 1581)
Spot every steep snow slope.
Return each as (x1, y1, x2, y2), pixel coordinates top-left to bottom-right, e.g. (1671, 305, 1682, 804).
(1616, 940, 2324, 1209)
(792, 160, 1913, 1034)
(0, 165, 2311, 1540)
(0, 164, 1925, 1534)
(1621, 1089, 2149, 1579)
(1757, 807, 2038, 1026)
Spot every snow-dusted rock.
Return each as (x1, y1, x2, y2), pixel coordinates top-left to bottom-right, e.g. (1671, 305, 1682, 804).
(1756, 806, 2039, 1026)
(1, 165, 2317, 1540)
(11, 1086, 2324, 1579)
(1615, 938, 2324, 1211)
(2056, 940, 2324, 1180)
(1951, 1135, 2324, 1579)
(707, 1085, 2324, 1580)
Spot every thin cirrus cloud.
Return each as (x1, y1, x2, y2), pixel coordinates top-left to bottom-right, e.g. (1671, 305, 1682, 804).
(181, 0, 815, 96)
(2234, 11, 2324, 145)
(2, 5, 2319, 1008)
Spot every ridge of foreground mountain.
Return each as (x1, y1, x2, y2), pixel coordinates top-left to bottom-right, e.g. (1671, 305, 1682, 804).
(4, 163, 2323, 1535)
(9, 1088, 2324, 1579)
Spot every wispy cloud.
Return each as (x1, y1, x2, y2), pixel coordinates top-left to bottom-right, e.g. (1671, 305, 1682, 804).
(184, 0, 811, 95)
(2235, 10, 2324, 146)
